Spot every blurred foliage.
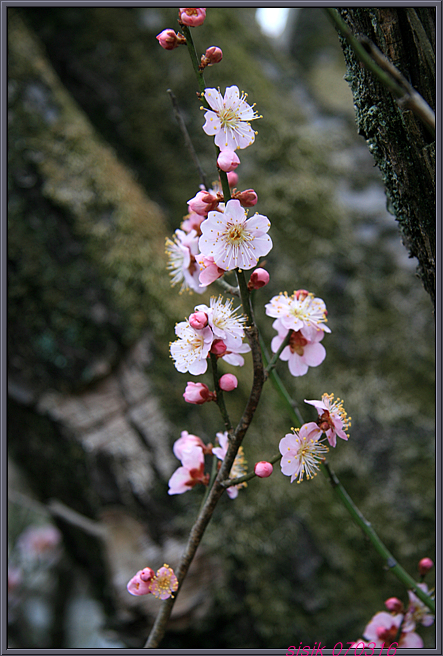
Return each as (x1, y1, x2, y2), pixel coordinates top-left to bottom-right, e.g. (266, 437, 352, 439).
(9, 7, 435, 648)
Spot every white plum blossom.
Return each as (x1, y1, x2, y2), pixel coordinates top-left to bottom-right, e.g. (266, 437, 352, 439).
(165, 229, 206, 294)
(202, 85, 261, 151)
(199, 199, 272, 271)
(265, 290, 330, 339)
(279, 425, 329, 484)
(195, 296, 245, 348)
(170, 320, 213, 374)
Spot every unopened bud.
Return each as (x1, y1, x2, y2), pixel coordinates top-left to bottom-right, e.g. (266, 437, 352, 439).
(248, 268, 269, 291)
(156, 29, 186, 50)
(254, 461, 273, 478)
(227, 171, 238, 188)
(183, 382, 214, 404)
(217, 149, 240, 172)
(384, 597, 404, 613)
(418, 557, 434, 576)
(188, 190, 219, 216)
(219, 373, 238, 392)
(234, 189, 258, 207)
(140, 567, 155, 582)
(211, 339, 227, 356)
(189, 311, 208, 329)
(205, 46, 223, 63)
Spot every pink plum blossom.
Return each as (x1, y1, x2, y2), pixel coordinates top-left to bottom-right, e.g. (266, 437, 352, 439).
(271, 319, 326, 377)
(168, 444, 209, 494)
(203, 46, 223, 65)
(227, 171, 238, 187)
(304, 392, 351, 448)
(202, 85, 261, 151)
(219, 373, 238, 391)
(254, 461, 273, 478)
(279, 425, 329, 483)
(362, 611, 423, 648)
(156, 29, 186, 50)
(188, 190, 220, 216)
(189, 310, 208, 329)
(149, 565, 179, 600)
(221, 340, 251, 367)
(199, 198, 272, 271)
(181, 211, 205, 234)
(233, 189, 258, 207)
(127, 567, 155, 596)
(173, 430, 210, 459)
(170, 320, 213, 374)
(179, 8, 206, 26)
(248, 268, 269, 290)
(211, 339, 227, 356)
(265, 290, 330, 338)
(196, 254, 225, 286)
(183, 382, 215, 404)
(165, 229, 206, 294)
(217, 150, 240, 172)
(418, 557, 434, 576)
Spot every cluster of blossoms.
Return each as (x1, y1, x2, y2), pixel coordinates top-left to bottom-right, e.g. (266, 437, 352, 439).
(168, 430, 247, 499)
(170, 296, 251, 375)
(279, 394, 351, 483)
(127, 565, 178, 600)
(351, 562, 434, 648)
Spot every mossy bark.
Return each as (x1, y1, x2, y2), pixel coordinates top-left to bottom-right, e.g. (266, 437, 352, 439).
(335, 8, 435, 306)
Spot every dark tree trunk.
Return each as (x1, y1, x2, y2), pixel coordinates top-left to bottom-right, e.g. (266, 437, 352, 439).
(336, 8, 435, 306)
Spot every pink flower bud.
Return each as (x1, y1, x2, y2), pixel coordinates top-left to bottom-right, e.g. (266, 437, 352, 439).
(254, 461, 273, 478)
(211, 339, 227, 356)
(217, 150, 240, 172)
(205, 46, 223, 64)
(183, 382, 214, 404)
(227, 171, 238, 188)
(384, 597, 404, 613)
(127, 569, 153, 596)
(189, 311, 208, 329)
(248, 268, 270, 290)
(219, 373, 238, 392)
(234, 189, 258, 207)
(156, 29, 186, 50)
(188, 190, 219, 216)
(418, 557, 434, 576)
(139, 567, 155, 583)
(179, 7, 206, 26)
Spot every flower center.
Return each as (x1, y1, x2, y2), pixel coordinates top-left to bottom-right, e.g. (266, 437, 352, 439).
(185, 8, 198, 16)
(225, 222, 249, 246)
(289, 330, 308, 355)
(219, 107, 239, 129)
(376, 624, 399, 643)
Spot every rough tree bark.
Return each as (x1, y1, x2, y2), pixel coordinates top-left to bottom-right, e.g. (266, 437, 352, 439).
(336, 8, 435, 306)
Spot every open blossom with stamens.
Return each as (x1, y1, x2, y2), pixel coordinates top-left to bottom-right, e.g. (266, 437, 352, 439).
(168, 444, 209, 494)
(362, 611, 423, 648)
(213, 431, 247, 498)
(202, 86, 261, 151)
(165, 229, 206, 294)
(173, 430, 212, 459)
(265, 290, 330, 339)
(271, 318, 326, 377)
(304, 393, 351, 448)
(195, 296, 245, 347)
(150, 565, 179, 600)
(170, 320, 213, 374)
(279, 425, 329, 483)
(199, 198, 272, 271)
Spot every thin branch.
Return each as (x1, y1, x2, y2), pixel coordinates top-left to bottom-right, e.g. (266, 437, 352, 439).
(167, 89, 208, 190)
